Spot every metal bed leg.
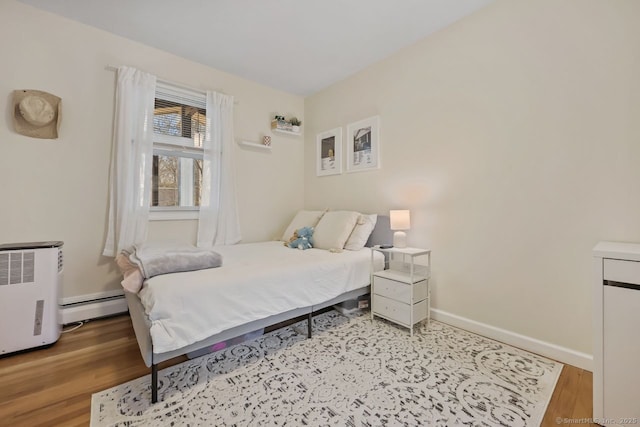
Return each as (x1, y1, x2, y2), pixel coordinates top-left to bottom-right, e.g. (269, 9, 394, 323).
(308, 312, 313, 338)
(151, 363, 158, 403)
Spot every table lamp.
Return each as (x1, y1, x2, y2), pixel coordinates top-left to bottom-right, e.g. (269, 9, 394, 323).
(390, 210, 410, 248)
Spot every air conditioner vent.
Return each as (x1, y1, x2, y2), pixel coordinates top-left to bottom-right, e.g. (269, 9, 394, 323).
(10, 253, 22, 284)
(0, 253, 8, 286)
(23, 252, 35, 283)
(0, 251, 36, 285)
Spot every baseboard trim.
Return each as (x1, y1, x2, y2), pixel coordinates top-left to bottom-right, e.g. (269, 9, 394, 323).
(60, 289, 124, 306)
(431, 308, 593, 371)
(60, 291, 128, 325)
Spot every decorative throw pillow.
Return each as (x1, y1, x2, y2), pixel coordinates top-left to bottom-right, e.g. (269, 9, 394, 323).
(344, 214, 378, 251)
(281, 210, 325, 241)
(115, 251, 144, 293)
(313, 210, 361, 250)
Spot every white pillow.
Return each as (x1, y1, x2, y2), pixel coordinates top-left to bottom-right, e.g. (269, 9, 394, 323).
(281, 210, 325, 241)
(313, 211, 361, 250)
(344, 214, 378, 251)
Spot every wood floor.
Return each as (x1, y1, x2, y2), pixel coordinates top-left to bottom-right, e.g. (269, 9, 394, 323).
(0, 314, 596, 427)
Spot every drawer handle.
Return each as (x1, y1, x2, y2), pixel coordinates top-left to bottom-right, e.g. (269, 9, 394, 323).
(604, 280, 640, 291)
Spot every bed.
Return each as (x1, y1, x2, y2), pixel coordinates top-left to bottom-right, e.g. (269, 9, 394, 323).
(123, 212, 391, 403)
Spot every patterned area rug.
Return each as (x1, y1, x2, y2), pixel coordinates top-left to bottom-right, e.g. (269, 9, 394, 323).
(91, 310, 562, 426)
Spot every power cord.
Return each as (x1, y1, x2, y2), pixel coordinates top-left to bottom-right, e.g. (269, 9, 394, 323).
(61, 320, 88, 333)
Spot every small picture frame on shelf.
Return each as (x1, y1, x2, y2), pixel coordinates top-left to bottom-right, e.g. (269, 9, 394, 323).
(316, 127, 342, 176)
(346, 116, 380, 172)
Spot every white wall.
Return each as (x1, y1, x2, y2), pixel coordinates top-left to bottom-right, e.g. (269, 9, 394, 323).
(0, 1, 304, 298)
(304, 0, 640, 355)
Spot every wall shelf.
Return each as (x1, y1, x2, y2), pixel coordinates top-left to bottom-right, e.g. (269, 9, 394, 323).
(271, 119, 301, 136)
(239, 140, 271, 151)
(272, 128, 301, 136)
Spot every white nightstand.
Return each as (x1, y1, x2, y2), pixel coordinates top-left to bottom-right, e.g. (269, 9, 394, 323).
(370, 246, 431, 336)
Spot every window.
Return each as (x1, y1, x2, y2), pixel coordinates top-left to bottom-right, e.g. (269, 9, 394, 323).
(151, 83, 206, 220)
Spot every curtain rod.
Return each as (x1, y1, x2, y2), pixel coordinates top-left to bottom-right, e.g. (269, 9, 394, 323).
(105, 65, 238, 104)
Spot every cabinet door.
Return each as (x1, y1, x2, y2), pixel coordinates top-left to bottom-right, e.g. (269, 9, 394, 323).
(603, 284, 640, 422)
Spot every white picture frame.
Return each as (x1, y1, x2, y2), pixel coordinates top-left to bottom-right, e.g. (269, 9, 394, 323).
(316, 127, 342, 176)
(346, 116, 380, 172)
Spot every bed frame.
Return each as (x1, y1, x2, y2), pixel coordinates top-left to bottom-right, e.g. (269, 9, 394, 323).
(125, 215, 392, 403)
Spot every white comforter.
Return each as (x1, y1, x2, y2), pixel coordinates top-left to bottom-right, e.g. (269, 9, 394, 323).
(139, 241, 385, 354)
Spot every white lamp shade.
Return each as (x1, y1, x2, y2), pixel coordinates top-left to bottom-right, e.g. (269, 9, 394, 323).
(389, 210, 411, 230)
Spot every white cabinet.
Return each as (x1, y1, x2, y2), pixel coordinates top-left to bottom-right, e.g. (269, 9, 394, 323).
(593, 242, 640, 426)
(371, 246, 431, 336)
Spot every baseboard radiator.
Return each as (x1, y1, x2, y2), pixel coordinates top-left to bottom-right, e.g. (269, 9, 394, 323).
(59, 290, 128, 325)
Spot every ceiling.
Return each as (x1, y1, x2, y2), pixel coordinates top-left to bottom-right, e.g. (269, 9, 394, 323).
(18, 0, 493, 96)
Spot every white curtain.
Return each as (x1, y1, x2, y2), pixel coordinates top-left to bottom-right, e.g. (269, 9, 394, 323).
(197, 91, 242, 247)
(103, 67, 157, 257)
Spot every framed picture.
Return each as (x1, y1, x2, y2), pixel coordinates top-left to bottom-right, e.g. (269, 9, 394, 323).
(316, 127, 342, 176)
(346, 116, 380, 172)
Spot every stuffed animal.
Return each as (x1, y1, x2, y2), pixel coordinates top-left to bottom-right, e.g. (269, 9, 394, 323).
(284, 226, 314, 250)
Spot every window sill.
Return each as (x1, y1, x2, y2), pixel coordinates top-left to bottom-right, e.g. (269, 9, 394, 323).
(149, 209, 199, 221)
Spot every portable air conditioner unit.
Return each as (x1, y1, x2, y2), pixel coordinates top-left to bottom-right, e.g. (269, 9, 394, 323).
(0, 241, 63, 355)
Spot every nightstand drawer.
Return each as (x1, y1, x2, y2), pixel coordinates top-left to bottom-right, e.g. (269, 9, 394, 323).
(373, 276, 427, 303)
(373, 295, 427, 326)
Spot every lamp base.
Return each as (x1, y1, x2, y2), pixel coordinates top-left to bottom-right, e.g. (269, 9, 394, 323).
(393, 231, 407, 248)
